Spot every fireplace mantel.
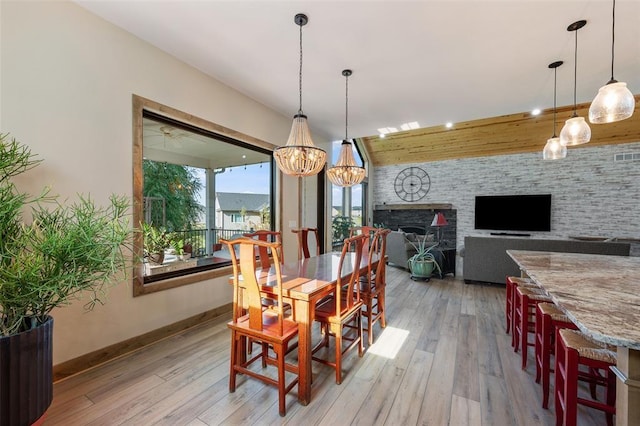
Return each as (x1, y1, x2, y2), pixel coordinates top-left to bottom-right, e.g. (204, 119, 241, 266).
(374, 203, 452, 211)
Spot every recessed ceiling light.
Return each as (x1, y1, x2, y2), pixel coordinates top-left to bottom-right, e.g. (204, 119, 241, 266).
(445, 122, 453, 128)
(532, 108, 541, 116)
(379, 133, 386, 138)
(377, 127, 398, 134)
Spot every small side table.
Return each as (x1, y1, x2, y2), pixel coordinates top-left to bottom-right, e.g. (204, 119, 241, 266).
(440, 248, 456, 277)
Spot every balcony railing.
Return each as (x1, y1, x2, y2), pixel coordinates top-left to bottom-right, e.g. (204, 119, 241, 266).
(169, 228, 262, 257)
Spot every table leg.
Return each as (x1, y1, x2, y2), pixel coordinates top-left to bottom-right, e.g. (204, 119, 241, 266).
(294, 298, 312, 405)
(613, 347, 640, 426)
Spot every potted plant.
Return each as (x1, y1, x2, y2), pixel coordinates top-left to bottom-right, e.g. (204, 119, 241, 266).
(170, 235, 191, 261)
(0, 133, 132, 425)
(141, 222, 171, 264)
(406, 235, 443, 280)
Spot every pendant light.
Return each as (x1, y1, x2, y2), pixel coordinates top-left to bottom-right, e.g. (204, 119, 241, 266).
(543, 61, 567, 160)
(588, 0, 635, 124)
(327, 70, 366, 187)
(560, 20, 591, 146)
(273, 13, 327, 177)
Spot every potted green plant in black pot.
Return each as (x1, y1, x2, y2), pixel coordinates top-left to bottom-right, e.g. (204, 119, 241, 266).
(0, 133, 133, 425)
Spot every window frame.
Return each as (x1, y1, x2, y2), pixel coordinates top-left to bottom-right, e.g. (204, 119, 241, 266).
(132, 95, 278, 296)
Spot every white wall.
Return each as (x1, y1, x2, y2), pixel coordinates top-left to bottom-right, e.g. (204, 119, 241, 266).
(0, 1, 327, 364)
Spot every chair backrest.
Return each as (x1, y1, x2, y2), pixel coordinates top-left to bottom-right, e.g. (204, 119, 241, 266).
(243, 230, 283, 268)
(334, 234, 367, 316)
(368, 228, 391, 285)
(349, 226, 376, 252)
(291, 227, 320, 260)
(222, 237, 287, 335)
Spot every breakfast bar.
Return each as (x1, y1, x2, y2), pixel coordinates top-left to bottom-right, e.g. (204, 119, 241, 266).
(507, 250, 640, 426)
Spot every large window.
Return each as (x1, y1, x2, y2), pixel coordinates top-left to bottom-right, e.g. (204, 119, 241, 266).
(330, 140, 368, 249)
(133, 96, 276, 296)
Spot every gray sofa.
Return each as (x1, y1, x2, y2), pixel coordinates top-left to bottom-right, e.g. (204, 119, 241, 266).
(386, 230, 435, 269)
(462, 236, 631, 284)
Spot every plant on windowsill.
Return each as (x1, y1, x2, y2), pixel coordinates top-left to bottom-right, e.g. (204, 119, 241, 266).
(406, 234, 443, 280)
(141, 222, 171, 265)
(0, 133, 133, 425)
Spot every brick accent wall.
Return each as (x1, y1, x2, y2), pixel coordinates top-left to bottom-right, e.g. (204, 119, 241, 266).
(373, 141, 640, 271)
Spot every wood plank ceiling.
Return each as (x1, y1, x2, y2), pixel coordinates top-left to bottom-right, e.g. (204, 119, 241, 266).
(361, 96, 640, 167)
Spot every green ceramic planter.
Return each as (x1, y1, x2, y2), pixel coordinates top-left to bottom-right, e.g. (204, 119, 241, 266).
(408, 258, 436, 279)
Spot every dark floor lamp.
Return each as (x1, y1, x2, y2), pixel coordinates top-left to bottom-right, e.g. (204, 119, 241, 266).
(431, 212, 448, 245)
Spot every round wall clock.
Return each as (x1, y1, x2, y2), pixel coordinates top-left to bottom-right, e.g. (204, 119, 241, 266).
(394, 166, 431, 202)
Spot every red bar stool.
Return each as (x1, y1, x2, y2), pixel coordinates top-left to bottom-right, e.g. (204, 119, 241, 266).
(555, 328, 616, 426)
(513, 286, 551, 369)
(506, 276, 541, 345)
(534, 302, 578, 408)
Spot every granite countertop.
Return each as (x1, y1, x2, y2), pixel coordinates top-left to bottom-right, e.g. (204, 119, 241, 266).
(507, 250, 640, 350)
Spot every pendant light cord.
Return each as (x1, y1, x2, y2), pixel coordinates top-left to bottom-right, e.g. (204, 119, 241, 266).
(572, 28, 578, 116)
(610, 0, 616, 81)
(553, 67, 558, 137)
(345, 72, 349, 140)
(298, 22, 303, 114)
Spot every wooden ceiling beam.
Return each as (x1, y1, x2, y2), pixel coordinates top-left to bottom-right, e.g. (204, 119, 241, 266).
(361, 96, 640, 167)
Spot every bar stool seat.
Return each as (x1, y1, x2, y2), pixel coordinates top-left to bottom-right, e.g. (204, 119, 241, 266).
(535, 302, 578, 408)
(514, 286, 552, 369)
(555, 328, 616, 426)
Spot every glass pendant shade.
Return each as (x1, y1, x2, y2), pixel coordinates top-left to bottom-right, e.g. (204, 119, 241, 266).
(327, 140, 366, 187)
(588, 81, 635, 123)
(561, 19, 591, 147)
(560, 116, 592, 146)
(274, 114, 327, 177)
(588, 0, 635, 124)
(543, 136, 567, 160)
(542, 60, 565, 160)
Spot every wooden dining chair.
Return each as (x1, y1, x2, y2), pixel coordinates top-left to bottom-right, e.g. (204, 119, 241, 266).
(243, 230, 284, 267)
(222, 237, 299, 417)
(243, 230, 290, 353)
(359, 228, 391, 346)
(291, 227, 320, 260)
(312, 233, 367, 384)
(349, 226, 376, 252)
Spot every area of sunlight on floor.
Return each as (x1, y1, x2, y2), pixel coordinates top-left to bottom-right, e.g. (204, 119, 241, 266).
(366, 326, 409, 359)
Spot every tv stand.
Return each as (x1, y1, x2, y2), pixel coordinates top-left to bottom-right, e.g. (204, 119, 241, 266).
(490, 232, 531, 237)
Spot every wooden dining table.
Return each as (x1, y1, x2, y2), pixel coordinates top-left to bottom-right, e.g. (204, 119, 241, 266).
(233, 250, 379, 405)
(507, 250, 640, 426)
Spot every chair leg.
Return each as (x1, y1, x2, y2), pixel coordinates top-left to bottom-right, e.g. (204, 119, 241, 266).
(358, 312, 364, 357)
(513, 295, 521, 352)
(535, 306, 543, 384)
(276, 344, 287, 417)
(379, 287, 387, 328)
(520, 295, 528, 366)
(229, 332, 238, 392)
(261, 342, 269, 368)
(555, 329, 566, 426)
(541, 315, 552, 408)
(506, 279, 513, 334)
(335, 325, 343, 384)
(606, 369, 616, 426)
(365, 298, 374, 347)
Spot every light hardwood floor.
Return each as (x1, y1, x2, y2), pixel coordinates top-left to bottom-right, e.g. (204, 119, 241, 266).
(44, 267, 609, 425)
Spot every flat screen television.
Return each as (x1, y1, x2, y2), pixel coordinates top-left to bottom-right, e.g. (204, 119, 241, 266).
(474, 194, 551, 232)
